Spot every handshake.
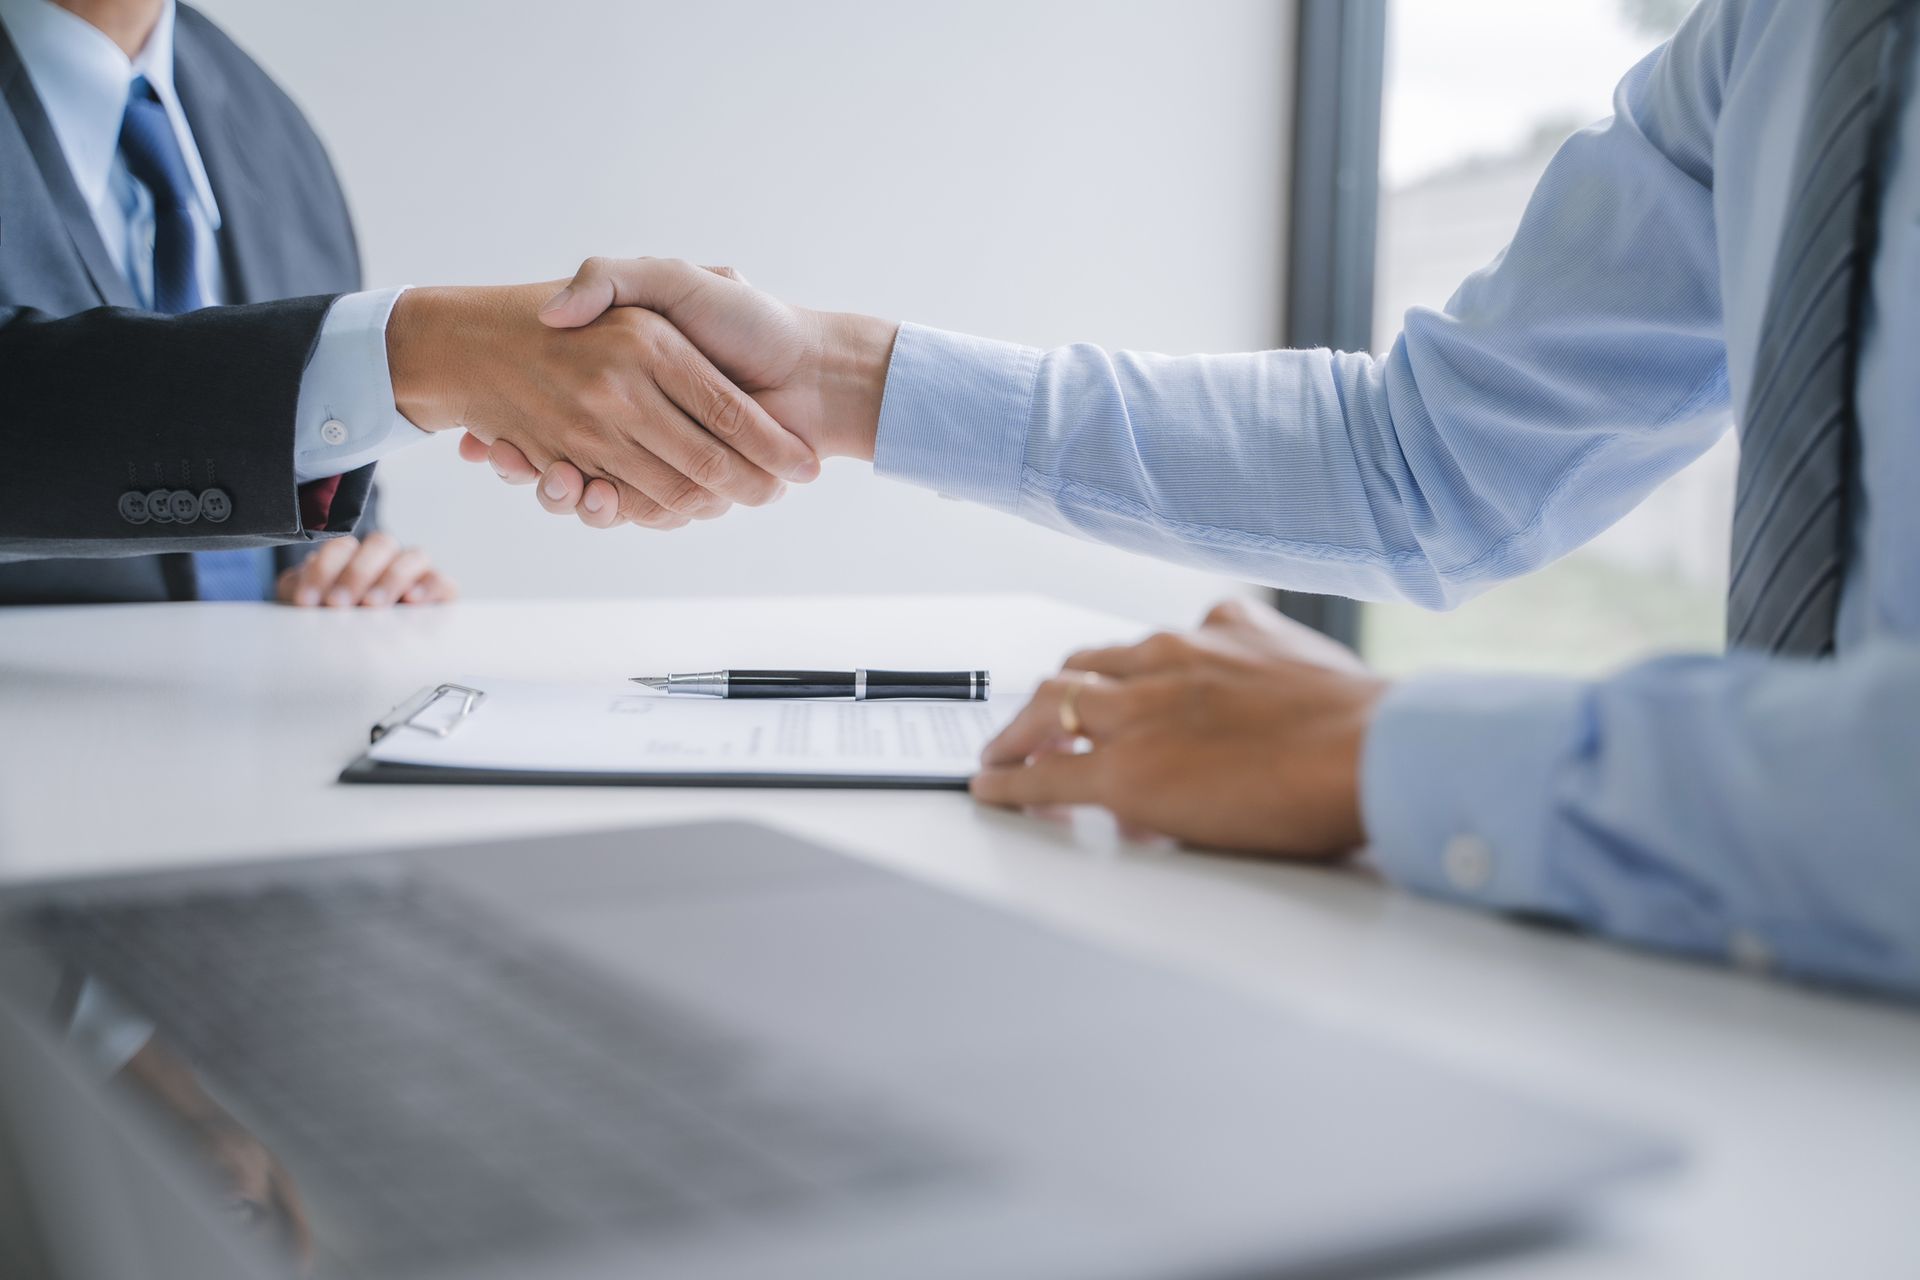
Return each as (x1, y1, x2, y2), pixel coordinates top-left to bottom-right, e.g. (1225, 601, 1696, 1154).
(387, 258, 900, 527)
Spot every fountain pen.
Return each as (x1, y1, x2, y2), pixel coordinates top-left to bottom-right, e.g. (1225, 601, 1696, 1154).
(630, 669, 990, 701)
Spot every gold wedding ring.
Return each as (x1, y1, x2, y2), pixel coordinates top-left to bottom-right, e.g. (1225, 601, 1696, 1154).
(1058, 676, 1088, 738)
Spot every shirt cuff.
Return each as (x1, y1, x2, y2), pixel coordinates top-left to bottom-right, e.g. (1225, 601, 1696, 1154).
(872, 322, 1040, 514)
(292, 286, 428, 484)
(68, 979, 155, 1078)
(1361, 671, 1593, 918)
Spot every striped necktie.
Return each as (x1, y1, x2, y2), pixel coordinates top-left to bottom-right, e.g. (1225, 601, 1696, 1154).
(1726, 0, 1914, 654)
(117, 76, 272, 602)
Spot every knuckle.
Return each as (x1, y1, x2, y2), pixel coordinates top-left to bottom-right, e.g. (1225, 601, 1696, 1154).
(619, 489, 665, 526)
(659, 474, 713, 515)
(1204, 598, 1249, 626)
(685, 444, 733, 492)
(701, 383, 753, 442)
(1142, 632, 1184, 661)
(637, 329, 680, 373)
(579, 364, 628, 406)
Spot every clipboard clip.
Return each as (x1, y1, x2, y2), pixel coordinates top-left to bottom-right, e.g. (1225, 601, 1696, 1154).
(370, 683, 488, 743)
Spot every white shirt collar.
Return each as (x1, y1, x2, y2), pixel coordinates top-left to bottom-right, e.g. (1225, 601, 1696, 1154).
(0, 0, 221, 228)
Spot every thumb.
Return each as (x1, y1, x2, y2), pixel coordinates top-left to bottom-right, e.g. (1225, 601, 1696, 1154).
(539, 256, 700, 328)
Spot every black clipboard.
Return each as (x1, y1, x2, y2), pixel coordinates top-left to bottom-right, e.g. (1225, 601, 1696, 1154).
(337, 682, 974, 791)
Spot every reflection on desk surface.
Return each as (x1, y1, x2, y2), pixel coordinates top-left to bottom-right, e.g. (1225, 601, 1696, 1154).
(11, 879, 972, 1278)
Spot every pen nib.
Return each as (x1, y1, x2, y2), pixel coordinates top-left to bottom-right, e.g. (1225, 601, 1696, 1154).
(630, 676, 671, 691)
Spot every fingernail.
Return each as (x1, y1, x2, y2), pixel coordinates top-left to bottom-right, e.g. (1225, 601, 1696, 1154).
(543, 474, 569, 500)
(364, 589, 390, 608)
(539, 286, 572, 315)
(490, 459, 508, 478)
(326, 589, 352, 608)
(295, 588, 319, 607)
(583, 489, 605, 513)
(787, 459, 821, 482)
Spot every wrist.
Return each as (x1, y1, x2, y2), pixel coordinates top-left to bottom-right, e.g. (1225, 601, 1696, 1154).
(385, 286, 460, 433)
(808, 311, 898, 461)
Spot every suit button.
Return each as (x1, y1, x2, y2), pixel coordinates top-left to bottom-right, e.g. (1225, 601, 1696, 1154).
(168, 490, 201, 523)
(199, 488, 233, 523)
(118, 491, 151, 524)
(146, 488, 174, 523)
(320, 418, 349, 446)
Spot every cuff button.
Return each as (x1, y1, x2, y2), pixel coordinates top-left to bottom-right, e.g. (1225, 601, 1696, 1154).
(167, 490, 201, 523)
(199, 488, 232, 523)
(145, 488, 174, 524)
(320, 417, 349, 446)
(117, 491, 151, 525)
(1442, 834, 1495, 893)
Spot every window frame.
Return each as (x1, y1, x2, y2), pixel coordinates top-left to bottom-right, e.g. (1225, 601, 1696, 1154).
(1274, 0, 1388, 646)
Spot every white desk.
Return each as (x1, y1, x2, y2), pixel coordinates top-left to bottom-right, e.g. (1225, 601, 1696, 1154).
(1, 595, 1915, 1277)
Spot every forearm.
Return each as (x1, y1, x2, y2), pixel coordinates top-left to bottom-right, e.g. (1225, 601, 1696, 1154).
(1363, 644, 1920, 998)
(868, 293, 1729, 605)
(870, 327, 1496, 604)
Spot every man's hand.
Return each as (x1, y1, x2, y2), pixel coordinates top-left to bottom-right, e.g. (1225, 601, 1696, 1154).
(971, 598, 1389, 859)
(387, 279, 825, 529)
(457, 260, 899, 524)
(119, 1037, 313, 1267)
(275, 533, 456, 608)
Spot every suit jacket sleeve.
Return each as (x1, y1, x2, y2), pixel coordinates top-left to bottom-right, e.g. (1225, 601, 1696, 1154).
(0, 294, 374, 562)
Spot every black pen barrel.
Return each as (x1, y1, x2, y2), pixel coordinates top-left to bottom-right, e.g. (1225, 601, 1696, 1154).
(726, 671, 857, 698)
(860, 670, 989, 701)
(721, 670, 990, 700)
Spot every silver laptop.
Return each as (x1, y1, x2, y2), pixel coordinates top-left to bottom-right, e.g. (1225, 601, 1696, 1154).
(0, 821, 1672, 1279)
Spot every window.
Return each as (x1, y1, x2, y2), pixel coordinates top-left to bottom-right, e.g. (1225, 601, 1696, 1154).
(1352, 0, 1733, 676)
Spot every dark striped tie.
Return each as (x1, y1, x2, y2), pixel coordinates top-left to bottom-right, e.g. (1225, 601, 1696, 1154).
(1726, 0, 1913, 655)
(118, 76, 272, 601)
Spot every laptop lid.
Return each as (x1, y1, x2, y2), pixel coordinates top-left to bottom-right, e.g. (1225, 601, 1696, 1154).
(0, 822, 1676, 1279)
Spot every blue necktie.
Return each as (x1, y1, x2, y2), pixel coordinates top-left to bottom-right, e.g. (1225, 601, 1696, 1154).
(118, 76, 271, 602)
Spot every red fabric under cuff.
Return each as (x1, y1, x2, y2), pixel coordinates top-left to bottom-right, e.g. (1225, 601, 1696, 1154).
(299, 475, 344, 531)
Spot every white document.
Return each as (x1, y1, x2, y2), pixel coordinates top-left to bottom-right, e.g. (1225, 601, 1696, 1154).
(365, 677, 1028, 782)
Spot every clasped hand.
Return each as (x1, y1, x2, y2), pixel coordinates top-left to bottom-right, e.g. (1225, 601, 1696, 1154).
(388, 258, 892, 528)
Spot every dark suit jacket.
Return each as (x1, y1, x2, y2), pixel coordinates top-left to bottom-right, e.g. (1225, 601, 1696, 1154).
(0, 4, 375, 603)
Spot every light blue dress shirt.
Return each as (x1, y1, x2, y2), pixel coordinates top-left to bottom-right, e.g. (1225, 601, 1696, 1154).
(874, 0, 1920, 998)
(0, 0, 423, 485)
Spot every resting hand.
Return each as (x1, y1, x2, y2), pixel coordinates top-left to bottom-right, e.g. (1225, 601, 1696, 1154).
(388, 280, 821, 529)
(971, 598, 1387, 858)
(120, 1036, 313, 1266)
(462, 258, 899, 524)
(275, 533, 456, 608)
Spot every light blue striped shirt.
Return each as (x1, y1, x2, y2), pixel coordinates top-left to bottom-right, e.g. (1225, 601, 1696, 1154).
(873, 0, 1920, 998)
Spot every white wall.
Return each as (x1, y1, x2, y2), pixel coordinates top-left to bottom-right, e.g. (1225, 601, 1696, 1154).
(192, 0, 1293, 625)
